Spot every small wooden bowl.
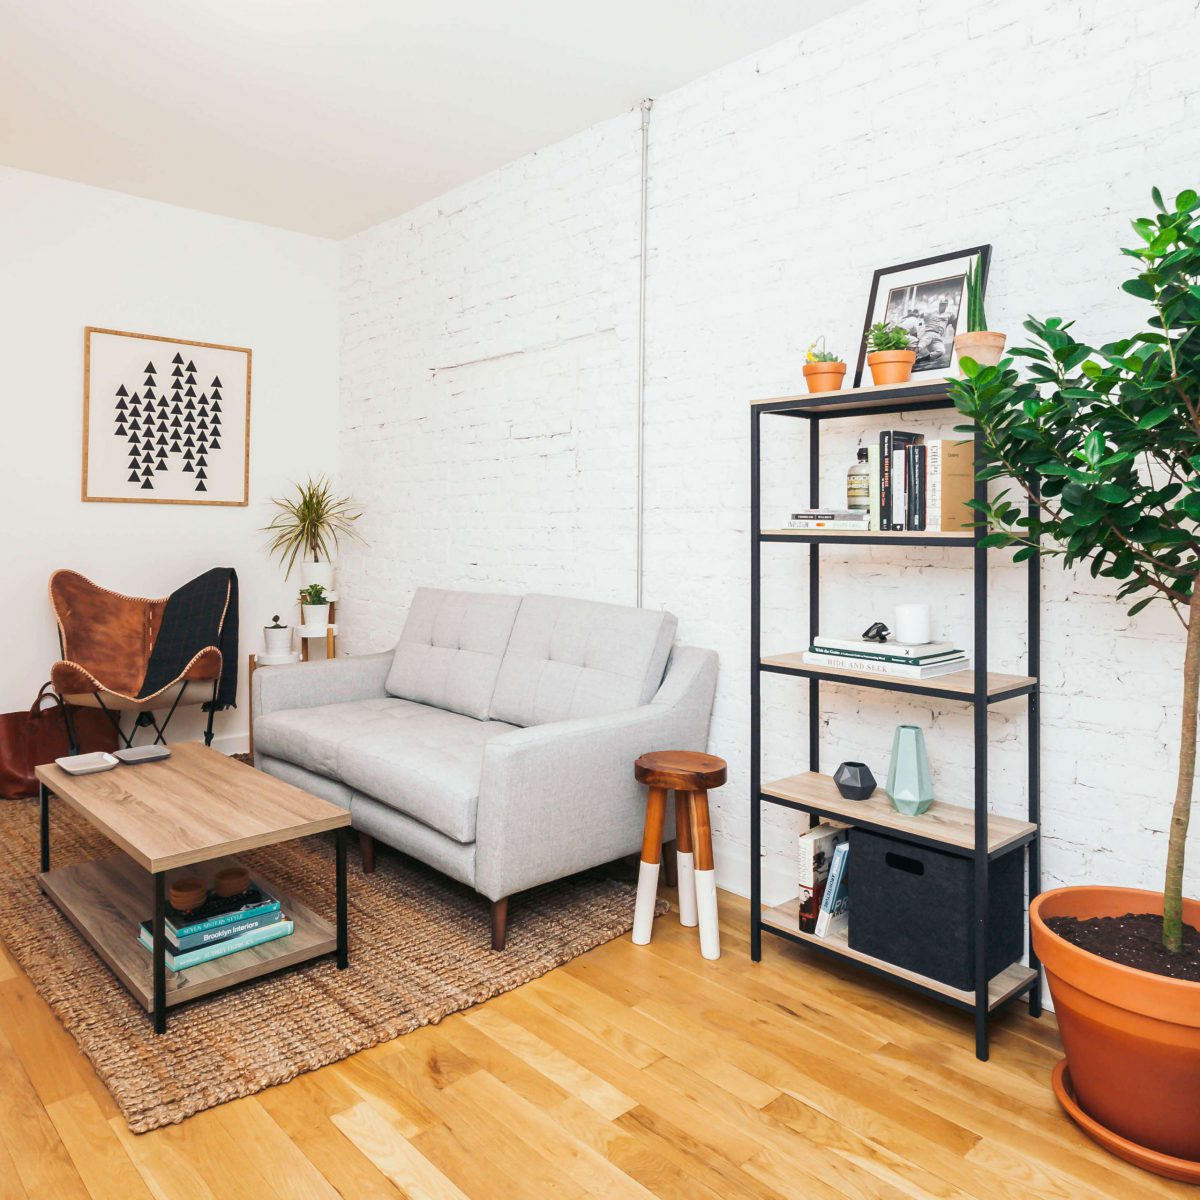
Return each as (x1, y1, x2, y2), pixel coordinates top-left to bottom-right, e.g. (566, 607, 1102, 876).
(213, 865, 250, 898)
(168, 876, 207, 913)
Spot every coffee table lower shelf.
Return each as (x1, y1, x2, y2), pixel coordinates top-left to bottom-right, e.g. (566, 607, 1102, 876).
(39, 854, 338, 1012)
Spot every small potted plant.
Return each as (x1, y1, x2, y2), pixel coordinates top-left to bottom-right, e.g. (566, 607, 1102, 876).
(802, 338, 847, 393)
(865, 321, 916, 385)
(263, 614, 291, 655)
(264, 474, 365, 590)
(953, 256, 1006, 370)
(951, 187, 1200, 1180)
(300, 583, 330, 631)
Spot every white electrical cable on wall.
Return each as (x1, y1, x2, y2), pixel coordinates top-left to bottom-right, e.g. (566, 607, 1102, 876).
(635, 97, 652, 609)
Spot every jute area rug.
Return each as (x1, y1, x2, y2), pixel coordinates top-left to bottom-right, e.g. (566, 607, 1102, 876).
(0, 791, 659, 1133)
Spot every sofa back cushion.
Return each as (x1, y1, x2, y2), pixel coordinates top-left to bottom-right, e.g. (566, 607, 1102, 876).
(386, 588, 521, 720)
(489, 594, 677, 727)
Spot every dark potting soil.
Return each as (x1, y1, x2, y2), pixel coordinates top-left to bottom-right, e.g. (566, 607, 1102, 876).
(1046, 913, 1200, 983)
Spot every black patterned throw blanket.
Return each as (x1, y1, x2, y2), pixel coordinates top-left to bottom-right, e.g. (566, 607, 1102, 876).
(139, 567, 239, 709)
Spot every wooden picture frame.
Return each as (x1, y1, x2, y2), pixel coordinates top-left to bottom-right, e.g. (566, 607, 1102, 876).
(852, 245, 992, 387)
(83, 327, 252, 506)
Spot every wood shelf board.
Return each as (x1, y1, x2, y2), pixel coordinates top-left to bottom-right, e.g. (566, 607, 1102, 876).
(760, 899, 1036, 1010)
(36, 743, 351, 872)
(760, 528, 974, 542)
(760, 652, 1036, 698)
(751, 379, 953, 414)
(39, 853, 337, 1010)
(762, 771, 1036, 855)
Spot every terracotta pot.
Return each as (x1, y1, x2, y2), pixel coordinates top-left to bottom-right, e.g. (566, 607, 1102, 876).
(168, 876, 207, 913)
(213, 865, 250, 898)
(802, 361, 847, 393)
(866, 349, 915, 385)
(954, 330, 1007, 372)
(1031, 886, 1200, 1176)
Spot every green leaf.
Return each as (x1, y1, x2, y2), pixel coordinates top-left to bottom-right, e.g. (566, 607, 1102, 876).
(1177, 188, 1199, 212)
(1127, 596, 1155, 617)
(1012, 546, 1037, 563)
(1139, 406, 1175, 429)
(1095, 482, 1132, 503)
(1123, 277, 1156, 300)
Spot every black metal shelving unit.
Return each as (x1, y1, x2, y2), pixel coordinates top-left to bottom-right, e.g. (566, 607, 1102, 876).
(749, 378, 1042, 1061)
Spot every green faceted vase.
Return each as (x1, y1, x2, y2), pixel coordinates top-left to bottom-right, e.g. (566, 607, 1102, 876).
(886, 724, 934, 815)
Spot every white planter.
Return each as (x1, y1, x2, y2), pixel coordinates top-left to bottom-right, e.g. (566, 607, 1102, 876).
(301, 604, 329, 629)
(300, 561, 334, 590)
(263, 625, 292, 655)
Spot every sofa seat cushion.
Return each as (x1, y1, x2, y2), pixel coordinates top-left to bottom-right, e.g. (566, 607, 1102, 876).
(253, 697, 516, 843)
(386, 587, 521, 720)
(489, 594, 678, 727)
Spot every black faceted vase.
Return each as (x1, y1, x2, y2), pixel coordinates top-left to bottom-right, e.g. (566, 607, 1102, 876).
(833, 761, 876, 801)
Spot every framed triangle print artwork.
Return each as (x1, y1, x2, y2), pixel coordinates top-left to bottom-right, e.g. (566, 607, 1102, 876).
(82, 326, 251, 505)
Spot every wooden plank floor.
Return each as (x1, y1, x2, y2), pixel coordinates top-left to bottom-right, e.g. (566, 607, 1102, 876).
(0, 888, 1188, 1199)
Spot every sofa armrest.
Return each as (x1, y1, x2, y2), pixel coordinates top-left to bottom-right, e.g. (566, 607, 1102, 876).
(252, 650, 393, 718)
(474, 645, 718, 900)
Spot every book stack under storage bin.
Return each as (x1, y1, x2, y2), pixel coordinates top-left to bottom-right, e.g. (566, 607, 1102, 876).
(749, 377, 1042, 1063)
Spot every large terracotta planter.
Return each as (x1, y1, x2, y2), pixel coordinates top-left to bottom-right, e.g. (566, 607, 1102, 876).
(1031, 886, 1200, 1179)
(802, 361, 847, 393)
(866, 349, 915, 385)
(954, 330, 1007, 372)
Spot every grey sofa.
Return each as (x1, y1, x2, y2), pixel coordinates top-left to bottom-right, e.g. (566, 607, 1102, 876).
(252, 588, 718, 948)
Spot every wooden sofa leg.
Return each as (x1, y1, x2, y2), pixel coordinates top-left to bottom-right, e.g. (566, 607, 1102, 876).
(491, 897, 509, 951)
(359, 832, 376, 875)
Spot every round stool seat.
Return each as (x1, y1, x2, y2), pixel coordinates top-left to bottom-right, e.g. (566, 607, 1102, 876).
(635, 750, 727, 791)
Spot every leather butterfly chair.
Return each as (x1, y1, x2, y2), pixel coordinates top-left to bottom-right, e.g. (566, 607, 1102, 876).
(49, 568, 239, 749)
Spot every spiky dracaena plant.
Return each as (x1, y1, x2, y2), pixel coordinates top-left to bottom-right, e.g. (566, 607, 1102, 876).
(263, 475, 365, 579)
(951, 187, 1200, 952)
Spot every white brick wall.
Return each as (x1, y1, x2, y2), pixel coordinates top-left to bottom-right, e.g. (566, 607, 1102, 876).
(339, 0, 1200, 904)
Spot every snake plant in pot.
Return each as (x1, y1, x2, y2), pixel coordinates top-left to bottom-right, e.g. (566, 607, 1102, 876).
(953, 255, 1007, 370)
(950, 187, 1200, 1181)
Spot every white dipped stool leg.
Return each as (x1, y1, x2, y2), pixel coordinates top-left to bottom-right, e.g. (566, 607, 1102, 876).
(690, 789, 721, 960)
(632, 786, 667, 946)
(675, 791, 697, 928)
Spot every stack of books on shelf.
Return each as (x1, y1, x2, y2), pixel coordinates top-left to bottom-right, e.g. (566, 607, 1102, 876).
(787, 508, 870, 532)
(138, 880, 293, 972)
(803, 633, 971, 680)
(853, 433, 974, 533)
(798, 822, 851, 939)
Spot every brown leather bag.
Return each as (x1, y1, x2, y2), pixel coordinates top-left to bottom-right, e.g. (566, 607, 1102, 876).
(0, 683, 119, 799)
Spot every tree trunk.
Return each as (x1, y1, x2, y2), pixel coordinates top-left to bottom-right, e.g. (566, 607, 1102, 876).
(1164, 584, 1200, 951)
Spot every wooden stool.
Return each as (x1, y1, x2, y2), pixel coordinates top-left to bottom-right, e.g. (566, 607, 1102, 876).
(633, 750, 727, 960)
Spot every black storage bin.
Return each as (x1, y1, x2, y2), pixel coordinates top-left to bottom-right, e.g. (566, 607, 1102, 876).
(847, 829, 1024, 990)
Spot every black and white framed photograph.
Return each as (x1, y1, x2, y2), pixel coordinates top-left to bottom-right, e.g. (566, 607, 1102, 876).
(82, 327, 252, 505)
(852, 245, 991, 386)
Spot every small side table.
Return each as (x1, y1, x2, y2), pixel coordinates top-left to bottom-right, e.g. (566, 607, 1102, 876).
(633, 750, 727, 960)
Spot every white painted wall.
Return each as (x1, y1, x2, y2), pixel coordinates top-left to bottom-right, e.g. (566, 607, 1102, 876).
(343, 0, 1200, 906)
(0, 167, 340, 749)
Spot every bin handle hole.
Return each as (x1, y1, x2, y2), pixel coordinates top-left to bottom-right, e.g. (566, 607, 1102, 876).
(885, 852, 924, 875)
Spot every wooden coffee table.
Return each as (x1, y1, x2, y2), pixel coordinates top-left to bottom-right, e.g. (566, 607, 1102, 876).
(35, 743, 351, 1033)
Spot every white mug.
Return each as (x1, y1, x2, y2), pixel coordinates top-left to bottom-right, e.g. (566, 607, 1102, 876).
(895, 603, 932, 645)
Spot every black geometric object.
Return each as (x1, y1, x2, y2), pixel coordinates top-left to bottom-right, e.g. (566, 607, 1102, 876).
(172, 353, 184, 364)
(833, 761, 877, 801)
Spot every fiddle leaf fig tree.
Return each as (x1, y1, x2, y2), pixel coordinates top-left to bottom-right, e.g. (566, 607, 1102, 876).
(950, 187, 1200, 953)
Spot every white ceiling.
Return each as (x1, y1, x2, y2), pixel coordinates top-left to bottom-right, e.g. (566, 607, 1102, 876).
(0, 1, 857, 238)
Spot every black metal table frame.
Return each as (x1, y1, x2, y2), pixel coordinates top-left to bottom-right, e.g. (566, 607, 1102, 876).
(39, 781, 349, 1034)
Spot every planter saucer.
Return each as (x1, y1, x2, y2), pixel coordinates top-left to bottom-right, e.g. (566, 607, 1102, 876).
(1053, 1060, 1200, 1184)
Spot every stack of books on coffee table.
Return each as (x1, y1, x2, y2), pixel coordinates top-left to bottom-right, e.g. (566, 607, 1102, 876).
(803, 634, 970, 680)
(137, 882, 293, 972)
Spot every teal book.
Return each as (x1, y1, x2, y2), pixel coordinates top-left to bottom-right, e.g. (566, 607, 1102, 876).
(140, 909, 283, 954)
(138, 918, 294, 971)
